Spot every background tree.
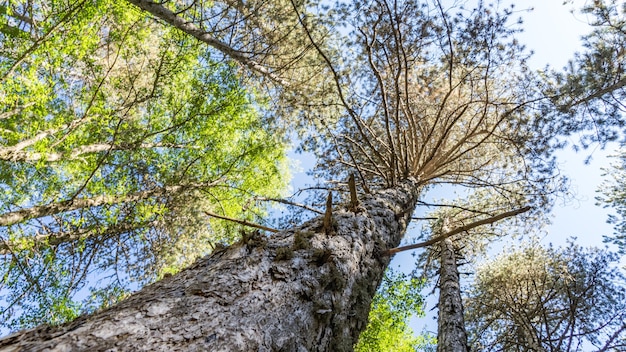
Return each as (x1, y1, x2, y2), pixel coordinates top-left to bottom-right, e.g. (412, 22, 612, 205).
(465, 242, 626, 351)
(126, 0, 342, 131)
(0, 0, 288, 331)
(540, 0, 626, 149)
(597, 147, 626, 255)
(355, 269, 435, 352)
(393, 190, 533, 352)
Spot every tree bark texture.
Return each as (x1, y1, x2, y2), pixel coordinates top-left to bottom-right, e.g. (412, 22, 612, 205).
(0, 179, 420, 352)
(437, 238, 468, 352)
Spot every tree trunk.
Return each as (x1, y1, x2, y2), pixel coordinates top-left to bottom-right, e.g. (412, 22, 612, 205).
(125, 0, 287, 85)
(0, 180, 222, 227)
(437, 238, 468, 352)
(0, 179, 420, 352)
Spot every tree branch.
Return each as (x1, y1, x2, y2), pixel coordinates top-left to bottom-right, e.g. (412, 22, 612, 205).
(0, 142, 196, 162)
(204, 210, 278, 233)
(0, 180, 223, 227)
(385, 206, 531, 255)
(125, 0, 288, 85)
(0, 221, 158, 255)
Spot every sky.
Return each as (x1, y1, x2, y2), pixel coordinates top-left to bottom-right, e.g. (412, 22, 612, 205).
(520, 1, 617, 249)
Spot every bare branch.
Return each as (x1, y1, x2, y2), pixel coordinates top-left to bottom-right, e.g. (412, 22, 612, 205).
(386, 206, 531, 255)
(204, 210, 278, 233)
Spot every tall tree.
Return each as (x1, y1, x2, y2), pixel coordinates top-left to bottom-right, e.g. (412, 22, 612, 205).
(0, 0, 288, 331)
(16, 0, 626, 350)
(598, 147, 626, 254)
(465, 242, 626, 351)
(398, 192, 533, 352)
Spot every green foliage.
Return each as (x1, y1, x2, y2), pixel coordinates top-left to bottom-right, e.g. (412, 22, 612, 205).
(466, 242, 626, 351)
(0, 0, 288, 332)
(598, 148, 626, 254)
(355, 269, 435, 352)
(543, 0, 626, 148)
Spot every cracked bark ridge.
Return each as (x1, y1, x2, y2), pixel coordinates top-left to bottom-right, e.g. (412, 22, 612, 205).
(0, 178, 420, 352)
(437, 238, 469, 352)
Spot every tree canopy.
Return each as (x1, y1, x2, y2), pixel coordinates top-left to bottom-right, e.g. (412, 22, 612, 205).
(0, 0, 288, 331)
(465, 242, 626, 351)
(542, 0, 626, 149)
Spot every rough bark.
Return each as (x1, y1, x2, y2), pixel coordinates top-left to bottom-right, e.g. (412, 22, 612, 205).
(0, 178, 420, 352)
(437, 238, 468, 352)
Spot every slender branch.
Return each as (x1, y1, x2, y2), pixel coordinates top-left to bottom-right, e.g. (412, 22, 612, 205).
(348, 173, 359, 211)
(416, 200, 493, 216)
(386, 206, 531, 255)
(254, 197, 323, 215)
(204, 210, 278, 233)
(0, 102, 35, 120)
(567, 76, 626, 109)
(323, 191, 334, 235)
(0, 142, 194, 162)
(0, 221, 158, 255)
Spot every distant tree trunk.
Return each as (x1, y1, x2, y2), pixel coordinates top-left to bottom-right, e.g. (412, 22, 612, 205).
(437, 238, 468, 352)
(0, 181, 222, 227)
(0, 179, 420, 352)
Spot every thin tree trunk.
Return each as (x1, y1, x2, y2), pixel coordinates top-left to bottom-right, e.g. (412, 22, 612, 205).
(0, 178, 420, 352)
(0, 180, 222, 227)
(437, 237, 468, 352)
(125, 0, 288, 85)
(0, 142, 192, 162)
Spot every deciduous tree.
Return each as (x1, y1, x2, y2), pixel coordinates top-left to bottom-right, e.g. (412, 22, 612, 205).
(355, 269, 435, 352)
(0, 0, 287, 331)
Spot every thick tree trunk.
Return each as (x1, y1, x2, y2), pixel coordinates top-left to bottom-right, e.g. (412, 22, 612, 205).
(437, 238, 468, 352)
(0, 179, 420, 352)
